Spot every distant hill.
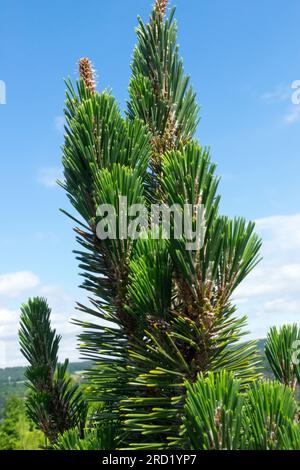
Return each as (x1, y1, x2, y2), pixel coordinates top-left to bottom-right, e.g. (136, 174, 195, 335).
(0, 343, 274, 418)
(0, 361, 92, 385)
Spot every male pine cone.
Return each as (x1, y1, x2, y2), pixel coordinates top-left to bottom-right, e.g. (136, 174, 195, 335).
(78, 57, 96, 93)
(155, 0, 168, 18)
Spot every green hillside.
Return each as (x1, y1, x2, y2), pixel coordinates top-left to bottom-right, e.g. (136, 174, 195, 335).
(0, 346, 273, 419)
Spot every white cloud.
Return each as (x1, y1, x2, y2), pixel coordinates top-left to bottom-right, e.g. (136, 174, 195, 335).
(0, 309, 19, 347)
(0, 308, 18, 325)
(264, 298, 300, 314)
(255, 213, 300, 260)
(0, 271, 40, 299)
(38, 167, 62, 188)
(54, 115, 65, 134)
(235, 264, 300, 300)
(234, 213, 300, 339)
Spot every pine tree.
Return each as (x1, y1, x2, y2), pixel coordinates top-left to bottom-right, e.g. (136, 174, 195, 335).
(60, 0, 263, 449)
(19, 297, 87, 444)
(12, 0, 300, 451)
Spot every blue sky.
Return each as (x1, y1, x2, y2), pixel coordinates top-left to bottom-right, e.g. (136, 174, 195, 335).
(0, 0, 300, 366)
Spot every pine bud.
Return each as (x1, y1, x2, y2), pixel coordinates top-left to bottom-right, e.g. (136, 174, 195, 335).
(78, 57, 96, 93)
(155, 0, 168, 18)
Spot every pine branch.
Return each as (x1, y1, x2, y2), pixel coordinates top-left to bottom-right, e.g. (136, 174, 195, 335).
(19, 297, 87, 444)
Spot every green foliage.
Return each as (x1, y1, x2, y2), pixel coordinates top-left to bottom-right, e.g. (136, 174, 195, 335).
(121, 146, 260, 448)
(19, 297, 87, 444)
(0, 396, 43, 450)
(58, 0, 263, 450)
(242, 380, 299, 450)
(0, 382, 26, 420)
(55, 421, 119, 451)
(182, 372, 244, 450)
(10, 0, 300, 452)
(128, 7, 199, 173)
(278, 421, 300, 450)
(182, 372, 300, 451)
(0, 396, 24, 449)
(265, 324, 300, 390)
(55, 428, 99, 450)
